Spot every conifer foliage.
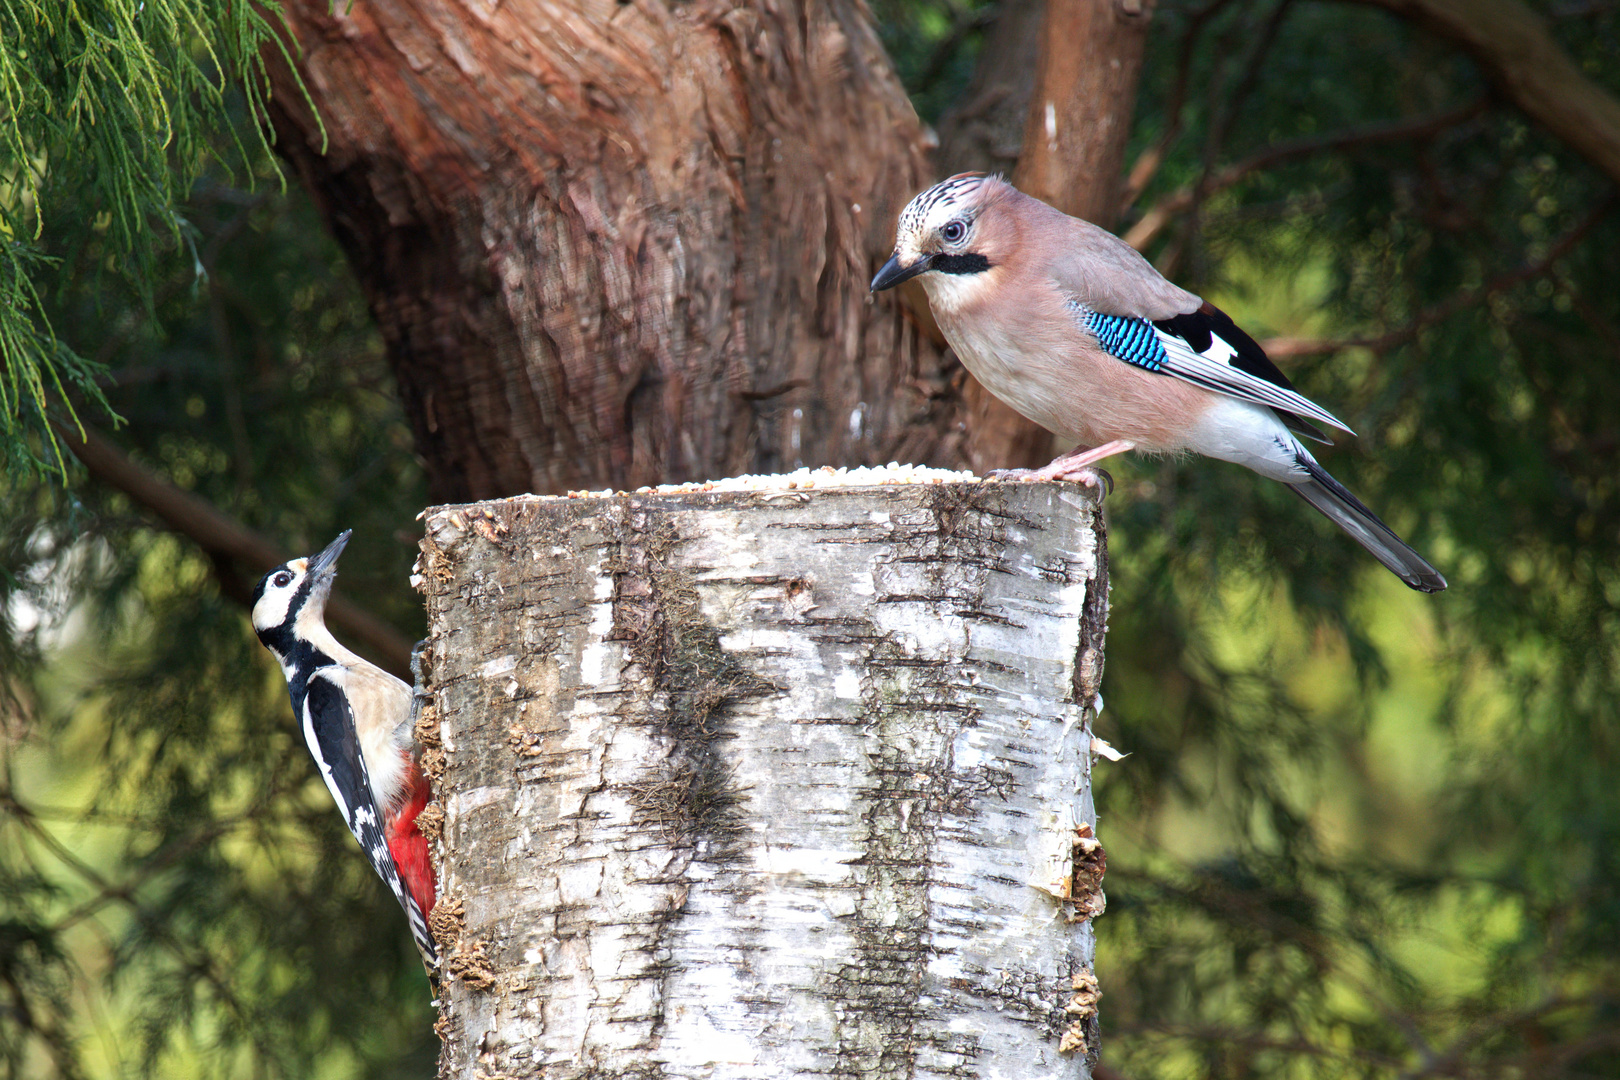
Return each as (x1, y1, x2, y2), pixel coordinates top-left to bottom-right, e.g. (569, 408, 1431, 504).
(0, 0, 293, 479)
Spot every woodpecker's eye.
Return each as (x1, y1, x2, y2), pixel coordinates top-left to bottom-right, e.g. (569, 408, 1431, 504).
(273, 571, 293, 588)
(941, 220, 966, 244)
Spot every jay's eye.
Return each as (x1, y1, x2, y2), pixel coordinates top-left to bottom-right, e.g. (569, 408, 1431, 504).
(274, 571, 294, 588)
(941, 220, 966, 243)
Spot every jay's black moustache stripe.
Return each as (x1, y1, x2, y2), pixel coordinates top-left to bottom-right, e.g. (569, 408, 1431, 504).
(932, 252, 991, 275)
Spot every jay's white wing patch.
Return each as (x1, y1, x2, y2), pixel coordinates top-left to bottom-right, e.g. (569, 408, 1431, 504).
(1153, 329, 1353, 435)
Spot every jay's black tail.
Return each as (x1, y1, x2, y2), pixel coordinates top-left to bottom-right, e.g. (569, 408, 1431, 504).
(1289, 457, 1447, 592)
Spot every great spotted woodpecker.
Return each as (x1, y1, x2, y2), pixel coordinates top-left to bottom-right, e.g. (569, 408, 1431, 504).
(250, 530, 437, 969)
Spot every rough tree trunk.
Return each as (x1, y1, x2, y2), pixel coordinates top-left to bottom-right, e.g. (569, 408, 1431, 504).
(265, 0, 958, 503)
(935, 1, 1045, 181)
(414, 476, 1109, 1076)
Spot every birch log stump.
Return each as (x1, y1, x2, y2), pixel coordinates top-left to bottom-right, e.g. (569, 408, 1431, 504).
(413, 473, 1110, 1078)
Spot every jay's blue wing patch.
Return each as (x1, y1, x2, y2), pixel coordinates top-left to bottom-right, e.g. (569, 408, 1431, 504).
(1082, 311, 1170, 372)
(1075, 303, 1350, 438)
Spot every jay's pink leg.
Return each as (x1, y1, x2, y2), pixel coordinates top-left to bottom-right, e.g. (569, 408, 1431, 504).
(987, 439, 1136, 496)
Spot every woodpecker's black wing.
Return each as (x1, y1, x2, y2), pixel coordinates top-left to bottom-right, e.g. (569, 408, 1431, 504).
(301, 671, 437, 964)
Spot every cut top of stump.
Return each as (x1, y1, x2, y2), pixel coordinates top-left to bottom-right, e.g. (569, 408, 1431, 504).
(559, 462, 984, 499)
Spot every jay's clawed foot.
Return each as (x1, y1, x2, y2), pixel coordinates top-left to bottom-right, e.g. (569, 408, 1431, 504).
(987, 465, 1115, 497)
(985, 439, 1134, 498)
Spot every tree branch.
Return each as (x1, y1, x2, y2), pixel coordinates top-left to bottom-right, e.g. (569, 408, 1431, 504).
(4, 793, 265, 1046)
(1346, 0, 1620, 187)
(53, 420, 415, 677)
(1118, 0, 1240, 211)
(1259, 193, 1615, 358)
(1123, 98, 1486, 250)
(1204, 0, 1296, 180)
(1151, 0, 1297, 279)
(1017, 0, 1155, 225)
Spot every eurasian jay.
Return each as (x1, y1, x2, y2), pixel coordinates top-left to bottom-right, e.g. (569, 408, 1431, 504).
(871, 173, 1445, 593)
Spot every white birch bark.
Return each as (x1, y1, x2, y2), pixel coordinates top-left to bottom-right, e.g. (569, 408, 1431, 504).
(414, 476, 1109, 1079)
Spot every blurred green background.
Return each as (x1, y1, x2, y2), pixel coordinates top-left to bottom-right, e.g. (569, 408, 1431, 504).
(3, 0, 1618, 1076)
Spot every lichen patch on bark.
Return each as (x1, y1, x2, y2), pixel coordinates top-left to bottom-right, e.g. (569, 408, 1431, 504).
(1059, 968, 1103, 1057)
(607, 508, 775, 865)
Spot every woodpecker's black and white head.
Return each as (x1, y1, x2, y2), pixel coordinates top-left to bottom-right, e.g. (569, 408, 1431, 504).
(251, 530, 350, 671)
(870, 173, 1006, 296)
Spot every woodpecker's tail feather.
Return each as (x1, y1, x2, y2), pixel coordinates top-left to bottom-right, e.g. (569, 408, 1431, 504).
(1289, 458, 1446, 593)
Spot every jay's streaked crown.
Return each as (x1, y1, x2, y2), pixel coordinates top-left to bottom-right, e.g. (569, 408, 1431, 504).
(871, 173, 1005, 292)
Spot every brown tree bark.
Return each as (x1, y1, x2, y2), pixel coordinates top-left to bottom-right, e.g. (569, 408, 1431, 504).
(1016, 0, 1155, 225)
(264, 0, 961, 504)
(936, 0, 1046, 179)
(936, 0, 1156, 216)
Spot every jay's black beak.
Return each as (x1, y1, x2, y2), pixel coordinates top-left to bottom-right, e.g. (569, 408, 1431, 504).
(308, 529, 352, 582)
(870, 252, 934, 292)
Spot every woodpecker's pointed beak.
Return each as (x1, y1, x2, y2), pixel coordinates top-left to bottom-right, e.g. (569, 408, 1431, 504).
(307, 529, 352, 583)
(870, 252, 934, 292)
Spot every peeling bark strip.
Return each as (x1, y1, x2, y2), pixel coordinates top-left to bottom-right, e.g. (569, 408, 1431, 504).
(416, 481, 1108, 1078)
